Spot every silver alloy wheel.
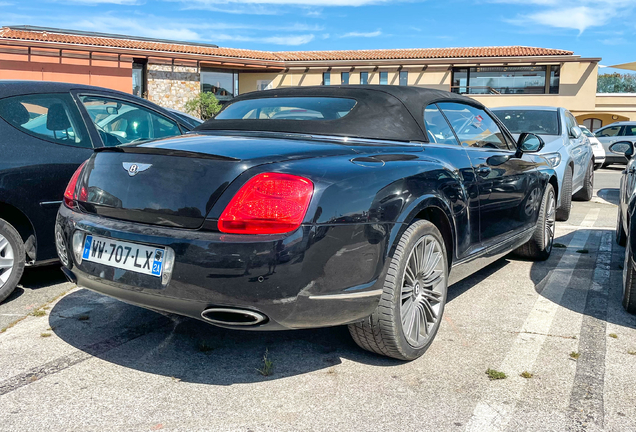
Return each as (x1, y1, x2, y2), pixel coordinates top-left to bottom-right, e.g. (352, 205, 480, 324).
(545, 189, 556, 251)
(400, 234, 446, 348)
(525, 188, 541, 217)
(0, 233, 15, 287)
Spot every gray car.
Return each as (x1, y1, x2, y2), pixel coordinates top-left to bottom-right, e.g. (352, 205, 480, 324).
(492, 106, 594, 221)
(594, 121, 636, 167)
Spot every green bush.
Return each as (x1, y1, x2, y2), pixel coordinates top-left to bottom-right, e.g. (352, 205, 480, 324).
(598, 73, 636, 93)
(185, 92, 222, 120)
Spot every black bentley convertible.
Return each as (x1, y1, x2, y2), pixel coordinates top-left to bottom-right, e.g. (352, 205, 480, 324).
(56, 86, 557, 360)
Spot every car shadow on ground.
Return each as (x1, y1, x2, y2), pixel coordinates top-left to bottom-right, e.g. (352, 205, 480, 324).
(597, 188, 620, 205)
(3, 264, 67, 303)
(48, 259, 507, 385)
(529, 229, 636, 330)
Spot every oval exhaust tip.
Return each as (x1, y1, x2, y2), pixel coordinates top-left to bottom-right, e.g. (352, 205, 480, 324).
(201, 308, 267, 326)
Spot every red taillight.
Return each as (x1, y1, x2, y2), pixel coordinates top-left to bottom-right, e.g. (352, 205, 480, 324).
(63, 161, 88, 209)
(218, 173, 314, 234)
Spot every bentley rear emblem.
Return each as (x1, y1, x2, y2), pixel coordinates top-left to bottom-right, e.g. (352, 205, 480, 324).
(122, 162, 152, 177)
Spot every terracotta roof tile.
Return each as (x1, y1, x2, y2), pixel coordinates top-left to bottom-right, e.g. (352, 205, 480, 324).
(0, 27, 574, 63)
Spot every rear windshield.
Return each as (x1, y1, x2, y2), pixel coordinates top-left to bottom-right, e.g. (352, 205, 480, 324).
(215, 97, 357, 121)
(494, 110, 560, 135)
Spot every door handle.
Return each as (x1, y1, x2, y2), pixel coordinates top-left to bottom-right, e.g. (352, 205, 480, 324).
(477, 166, 491, 177)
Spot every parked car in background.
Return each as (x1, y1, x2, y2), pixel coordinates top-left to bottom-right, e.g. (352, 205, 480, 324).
(56, 86, 558, 361)
(0, 81, 197, 303)
(594, 121, 636, 167)
(579, 125, 605, 170)
(492, 106, 594, 221)
(612, 140, 636, 313)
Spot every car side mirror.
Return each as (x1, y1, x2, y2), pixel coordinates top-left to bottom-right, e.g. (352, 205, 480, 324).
(106, 106, 119, 115)
(570, 126, 582, 139)
(516, 133, 545, 157)
(609, 141, 634, 159)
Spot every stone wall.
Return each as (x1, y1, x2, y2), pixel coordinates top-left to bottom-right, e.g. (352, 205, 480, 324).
(147, 64, 200, 112)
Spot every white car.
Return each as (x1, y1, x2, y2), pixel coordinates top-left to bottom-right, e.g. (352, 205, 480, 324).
(579, 125, 605, 170)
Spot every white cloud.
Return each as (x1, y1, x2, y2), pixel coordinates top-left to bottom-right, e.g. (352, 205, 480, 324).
(495, 0, 634, 34)
(184, 0, 390, 7)
(339, 30, 381, 38)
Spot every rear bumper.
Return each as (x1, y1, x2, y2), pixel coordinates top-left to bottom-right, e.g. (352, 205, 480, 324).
(56, 205, 390, 330)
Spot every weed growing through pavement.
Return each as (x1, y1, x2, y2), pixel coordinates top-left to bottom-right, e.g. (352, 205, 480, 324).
(486, 369, 506, 380)
(257, 348, 274, 376)
(553, 243, 567, 248)
(609, 333, 618, 339)
(570, 351, 580, 359)
(576, 249, 589, 254)
(78, 315, 90, 321)
(520, 371, 533, 379)
(31, 310, 46, 317)
(628, 350, 636, 355)
(40, 333, 52, 338)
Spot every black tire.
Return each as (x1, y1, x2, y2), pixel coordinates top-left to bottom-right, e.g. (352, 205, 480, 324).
(513, 184, 556, 261)
(573, 161, 594, 201)
(617, 208, 627, 247)
(593, 163, 602, 171)
(556, 165, 572, 222)
(0, 219, 26, 304)
(602, 162, 611, 169)
(348, 220, 448, 361)
(622, 232, 636, 314)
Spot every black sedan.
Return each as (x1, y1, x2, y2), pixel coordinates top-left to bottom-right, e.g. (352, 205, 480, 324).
(613, 140, 636, 313)
(0, 81, 198, 303)
(56, 86, 557, 360)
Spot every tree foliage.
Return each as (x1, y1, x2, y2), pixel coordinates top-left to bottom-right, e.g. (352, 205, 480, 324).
(185, 91, 222, 120)
(597, 73, 636, 93)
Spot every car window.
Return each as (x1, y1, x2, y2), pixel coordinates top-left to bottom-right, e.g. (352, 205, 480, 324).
(493, 109, 559, 135)
(423, 104, 459, 145)
(79, 95, 182, 146)
(215, 97, 357, 120)
(622, 125, 636, 136)
(596, 126, 622, 138)
(0, 93, 92, 148)
(565, 111, 578, 137)
(437, 102, 510, 150)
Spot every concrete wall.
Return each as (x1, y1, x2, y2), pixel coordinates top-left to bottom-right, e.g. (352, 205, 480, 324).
(146, 62, 200, 112)
(0, 49, 132, 92)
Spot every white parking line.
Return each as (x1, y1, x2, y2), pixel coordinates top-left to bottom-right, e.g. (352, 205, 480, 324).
(465, 209, 599, 432)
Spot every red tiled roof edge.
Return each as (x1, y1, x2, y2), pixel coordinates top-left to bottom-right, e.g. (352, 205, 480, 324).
(0, 27, 574, 62)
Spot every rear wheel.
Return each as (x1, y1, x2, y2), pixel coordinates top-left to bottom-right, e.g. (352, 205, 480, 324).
(573, 162, 594, 201)
(622, 232, 636, 314)
(556, 166, 572, 222)
(0, 219, 26, 304)
(617, 208, 627, 247)
(514, 184, 556, 261)
(348, 220, 448, 361)
(593, 163, 602, 171)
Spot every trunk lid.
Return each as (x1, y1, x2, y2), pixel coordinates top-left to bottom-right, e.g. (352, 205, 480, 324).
(78, 133, 360, 228)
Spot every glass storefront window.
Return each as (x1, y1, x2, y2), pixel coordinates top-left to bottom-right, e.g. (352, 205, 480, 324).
(201, 68, 238, 102)
(451, 66, 560, 95)
(360, 71, 368, 85)
(132, 62, 146, 98)
(399, 71, 408, 86)
(380, 71, 388, 85)
(341, 72, 350, 85)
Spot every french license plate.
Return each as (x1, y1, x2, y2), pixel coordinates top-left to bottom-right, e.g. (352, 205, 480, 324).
(82, 235, 164, 277)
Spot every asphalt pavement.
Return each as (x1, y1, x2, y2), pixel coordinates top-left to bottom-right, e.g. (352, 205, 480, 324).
(0, 167, 634, 432)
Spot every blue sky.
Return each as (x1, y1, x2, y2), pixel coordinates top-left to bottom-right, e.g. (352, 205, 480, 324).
(1, 0, 635, 71)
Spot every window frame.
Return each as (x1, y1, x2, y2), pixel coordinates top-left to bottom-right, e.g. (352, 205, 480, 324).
(341, 72, 350, 85)
(423, 103, 460, 146)
(322, 72, 331, 86)
(399, 70, 408, 86)
(360, 71, 369, 85)
(379, 71, 388, 85)
(451, 65, 561, 95)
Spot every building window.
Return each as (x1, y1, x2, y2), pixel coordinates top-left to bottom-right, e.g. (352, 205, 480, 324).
(341, 72, 350, 85)
(201, 68, 238, 102)
(257, 80, 273, 91)
(132, 60, 147, 98)
(323, 72, 331, 85)
(399, 71, 408, 86)
(451, 65, 560, 95)
(360, 71, 369, 85)
(380, 71, 388, 85)
(583, 118, 603, 132)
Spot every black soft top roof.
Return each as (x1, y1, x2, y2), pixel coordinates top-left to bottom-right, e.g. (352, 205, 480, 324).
(196, 85, 483, 142)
